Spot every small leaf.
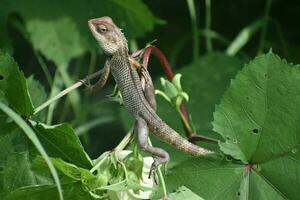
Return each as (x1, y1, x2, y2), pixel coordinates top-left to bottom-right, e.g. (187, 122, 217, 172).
(27, 76, 47, 121)
(171, 73, 183, 91)
(50, 158, 107, 189)
(161, 78, 178, 99)
(155, 90, 172, 103)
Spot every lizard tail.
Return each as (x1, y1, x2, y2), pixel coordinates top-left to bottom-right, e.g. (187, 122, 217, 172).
(149, 117, 214, 156)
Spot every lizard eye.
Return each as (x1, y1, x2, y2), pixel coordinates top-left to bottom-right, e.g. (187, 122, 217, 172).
(96, 25, 107, 33)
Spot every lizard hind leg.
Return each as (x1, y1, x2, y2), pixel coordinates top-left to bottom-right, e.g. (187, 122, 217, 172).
(135, 117, 170, 175)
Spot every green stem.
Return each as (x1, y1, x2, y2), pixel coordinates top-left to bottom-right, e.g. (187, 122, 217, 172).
(34, 51, 53, 86)
(177, 106, 194, 134)
(186, 0, 199, 61)
(205, 0, 213, 52)
(258, 0, 272, 54)
(75, 116, 115, 136)
(115, 127, 134, 151)
(90, 152, 110, 173)
(46, 71, 63, 125)
(147, 139, 168, 198)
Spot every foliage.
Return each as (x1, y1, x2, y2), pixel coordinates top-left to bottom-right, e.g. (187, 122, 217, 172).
(1, 0, 300, 199)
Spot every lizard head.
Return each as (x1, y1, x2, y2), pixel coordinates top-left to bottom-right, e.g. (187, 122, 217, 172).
(88, 16, 128, 55)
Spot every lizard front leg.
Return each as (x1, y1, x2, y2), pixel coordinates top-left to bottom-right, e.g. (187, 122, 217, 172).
(85, 61, 110, 92)
(136, 117, 170, 173)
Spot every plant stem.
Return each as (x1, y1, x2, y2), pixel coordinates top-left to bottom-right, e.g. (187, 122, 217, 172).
(75, 116, 114, 136)
(177, 106, 194, 135)
(34, 51, 53, 86)
(115, 127, 134, 151)
(205, 0, 213, 52)
(258, 0, 272, 54)
(46, 71, 62, 125)
(90, 151, 110, 173)
(186, 0, 199, 61)
(147, 139, 168, 198)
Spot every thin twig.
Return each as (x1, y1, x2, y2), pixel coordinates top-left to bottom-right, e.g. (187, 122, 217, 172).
(186, 0, 199, 61)
(34, 69, 104, 115)
(205, 0, 213, 52)
(258, 0, 272, 54)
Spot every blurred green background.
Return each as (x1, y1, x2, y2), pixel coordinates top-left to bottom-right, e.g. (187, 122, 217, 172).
(1, 0, 299, 160)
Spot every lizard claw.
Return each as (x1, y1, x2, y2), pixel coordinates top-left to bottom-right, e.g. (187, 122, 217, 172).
(81, 76, 94, 92)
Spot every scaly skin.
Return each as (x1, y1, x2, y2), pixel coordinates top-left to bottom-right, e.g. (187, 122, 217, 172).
(88, 16, 213, 169)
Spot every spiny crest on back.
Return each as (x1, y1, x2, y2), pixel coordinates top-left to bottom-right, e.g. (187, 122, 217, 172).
(88, 16, 128, 55)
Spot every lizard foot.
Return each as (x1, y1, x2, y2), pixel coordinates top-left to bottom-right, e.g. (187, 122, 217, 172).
(148, 157, 169, 179)
(81, 76, 95, 92)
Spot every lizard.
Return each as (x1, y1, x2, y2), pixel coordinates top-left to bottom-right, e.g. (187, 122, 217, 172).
(87, 16, 213, 171)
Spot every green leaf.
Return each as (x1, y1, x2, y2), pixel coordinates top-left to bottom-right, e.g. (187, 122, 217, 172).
(2, 152, 36, 194)
(26, 17, 86, 66)
(160, 77, 178, 99)
(27, 76, 47, 121)
(0, 102, 63, 200)
(210, 52, 300, 199)
(171, 74, 183, 91)
(0, 123, 52, 198)
(213, 52, 300, 163)
(35, 123, 92, 168)
(162, 157, 244, 200)
(49, 158, 107, 189)
(0, 52, 34, 117)
(168, 186, 205, 200)
(6, 182, 93, 200)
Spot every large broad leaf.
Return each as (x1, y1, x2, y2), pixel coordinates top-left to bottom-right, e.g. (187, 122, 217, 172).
(161, 155, 293, 200)
(2, 152, 36, 193)
(213, 52, 300, 163)
(0, 52, 34, 117)
(209, 52, 300, 199)
(26, 17, 86, 66)
(159, 157, 245, 200)
(1, 0, 160, 65)
(0, 124, 52, 199)
(35, 123, 93, 168)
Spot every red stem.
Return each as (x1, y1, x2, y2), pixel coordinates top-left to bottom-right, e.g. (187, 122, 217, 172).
(142, 46, 194, 138)
(142, 46, 174, 80)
